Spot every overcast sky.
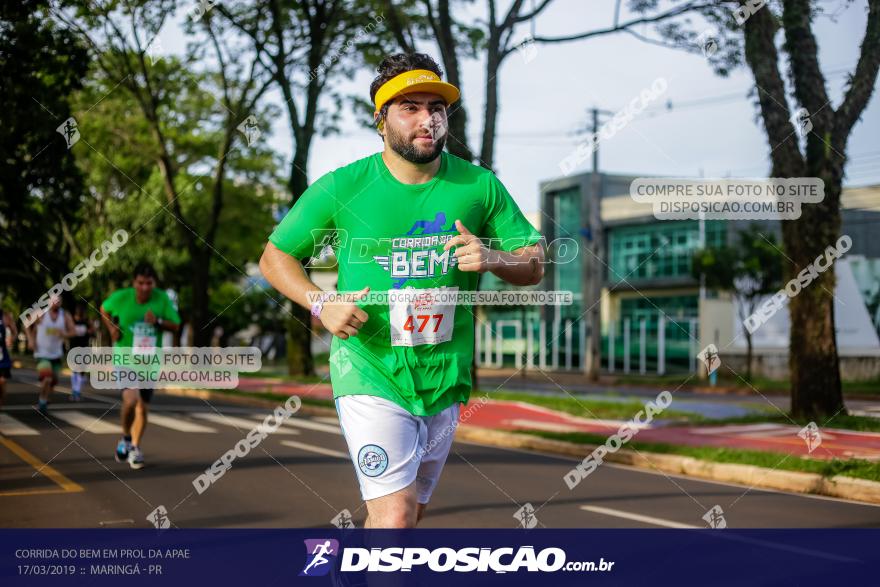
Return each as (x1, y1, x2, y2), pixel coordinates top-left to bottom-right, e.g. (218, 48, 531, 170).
(160, 0, 880, 215)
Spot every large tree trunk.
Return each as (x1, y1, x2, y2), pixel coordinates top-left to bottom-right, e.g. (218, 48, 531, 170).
(479, 43, 501, 170)
(742, 3, 848, 419)
(785, 168, 844, 418)
(284, 142, 317, 377)
(286, 304, 314, 377)
(435, 0, 474, 162)
(189, 247, 213, 347)
(745, 330, 753, 383)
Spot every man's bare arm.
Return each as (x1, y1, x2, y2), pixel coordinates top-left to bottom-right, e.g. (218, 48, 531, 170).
(4, 312, 18, 340)
(63, 312, 77, 338)
(489, 243, 545, 286)
(258, 242, 369, 339)
(258, 242, 325, 311)
(25, 321, 36, 350)
(444, 220, 545, 286)
(99, 307, 121, 343)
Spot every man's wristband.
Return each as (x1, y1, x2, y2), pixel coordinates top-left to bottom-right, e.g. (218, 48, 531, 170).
(310, 292, 333, 318)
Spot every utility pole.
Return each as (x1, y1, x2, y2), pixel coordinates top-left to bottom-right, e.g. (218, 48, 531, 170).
(586, 107, 609, 381)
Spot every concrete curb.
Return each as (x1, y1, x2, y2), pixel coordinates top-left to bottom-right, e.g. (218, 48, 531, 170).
(156, 387, 880, 506)
(454, 425, 880, 506)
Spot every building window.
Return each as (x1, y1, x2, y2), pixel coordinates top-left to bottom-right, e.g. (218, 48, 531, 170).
(607, 220, 725, 283)
(551, 187, 582, 320)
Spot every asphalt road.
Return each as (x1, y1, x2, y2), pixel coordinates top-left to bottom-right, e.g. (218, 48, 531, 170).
(2, 370, 880, 529)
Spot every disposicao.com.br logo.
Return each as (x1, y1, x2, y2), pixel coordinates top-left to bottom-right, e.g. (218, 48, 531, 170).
(300, 539, 339, 577)
(300, 540, 614, 575)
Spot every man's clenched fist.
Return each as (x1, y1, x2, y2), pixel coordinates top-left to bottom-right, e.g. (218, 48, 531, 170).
(319, 286, 370, 339)
(443, 219, 498, 273)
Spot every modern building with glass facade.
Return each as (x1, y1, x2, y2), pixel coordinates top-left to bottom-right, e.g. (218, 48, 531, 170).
(478, 172, 880, 378)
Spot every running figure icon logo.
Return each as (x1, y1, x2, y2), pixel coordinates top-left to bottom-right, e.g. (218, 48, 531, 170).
(300, 539, 340, 577)
(373, 211, 459, 289)
(357, 444, 389, 477)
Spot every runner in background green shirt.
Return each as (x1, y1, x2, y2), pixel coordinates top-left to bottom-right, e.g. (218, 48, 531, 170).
(102, 287, 180, 350)
(260, 53, 545, 529)
(100, 262, 180, 470)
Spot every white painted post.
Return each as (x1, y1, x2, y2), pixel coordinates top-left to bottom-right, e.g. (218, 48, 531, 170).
(526, 320, 534, 370)
(639, 318, 647, 375)
(552, 318, 560, 370)
(484, 321, 492, 366)
(657, 314, 666, 375)
(608, 321, 615, 374)
(539, 320, 547, 370)
(623, 317, 631, 374)
(689, 318, 697, 373)
(495, 323, 503, 368)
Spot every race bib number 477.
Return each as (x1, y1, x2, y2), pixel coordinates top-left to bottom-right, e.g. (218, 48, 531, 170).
(389, 287, 456, 347)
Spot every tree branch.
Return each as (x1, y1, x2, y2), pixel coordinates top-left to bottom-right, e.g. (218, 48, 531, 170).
(835, 0, 880, 141)
(742, 0, 804, 175)
(781, 0, 832, 131)
(513, 0, 554, 24)
(533, 2, 716, 44)
(382, 0, 415, 52)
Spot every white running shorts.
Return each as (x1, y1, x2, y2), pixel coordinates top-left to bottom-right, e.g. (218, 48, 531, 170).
(335, 394, 460, 504)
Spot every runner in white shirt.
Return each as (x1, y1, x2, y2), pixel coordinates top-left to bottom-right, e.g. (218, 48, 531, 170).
(26, 296, 75, 415)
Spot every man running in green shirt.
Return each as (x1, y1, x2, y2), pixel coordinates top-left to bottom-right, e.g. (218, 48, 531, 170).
(260, 53, 544, 528)
(100, 262, 180, 469)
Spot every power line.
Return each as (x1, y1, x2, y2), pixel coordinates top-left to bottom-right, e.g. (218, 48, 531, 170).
(498, 67, 856, 139)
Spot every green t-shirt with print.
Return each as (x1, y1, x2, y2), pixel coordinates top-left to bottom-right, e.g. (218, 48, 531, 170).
(101, 287, 181, 359)
(269, 151, 542, 416)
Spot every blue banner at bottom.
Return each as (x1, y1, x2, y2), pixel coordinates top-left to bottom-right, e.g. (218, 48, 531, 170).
(1, 529, 876, 586)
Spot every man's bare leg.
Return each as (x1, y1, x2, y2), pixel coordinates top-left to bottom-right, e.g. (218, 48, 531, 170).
(39, 377, 52, 403)
(121, 389, 147, 447)
(121, 388, 136, 433)
(131, 398, 148, 448)
(364, 483, 419, 528)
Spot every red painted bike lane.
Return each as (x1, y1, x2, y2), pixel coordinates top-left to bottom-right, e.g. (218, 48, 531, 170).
(236, 378, 880, 461)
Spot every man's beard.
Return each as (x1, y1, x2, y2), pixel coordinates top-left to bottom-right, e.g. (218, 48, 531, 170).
(387, 124, 446, 164)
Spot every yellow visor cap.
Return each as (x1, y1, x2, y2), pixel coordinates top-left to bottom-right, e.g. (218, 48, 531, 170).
(373, 69, 460, 116)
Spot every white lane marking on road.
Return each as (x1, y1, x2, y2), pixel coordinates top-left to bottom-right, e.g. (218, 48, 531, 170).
(504, 419, 599, 433)
(146, 413, 216, 433)
(689, 423, 787, 435)
(52, 411, 122, 434)
(848, 409, 880, 419)
(193, 413, 299, 435)
(314, 416, 341, 425)
(579, 505, 699, 528)
(503, 400, 651, 428)
(1, 403, 109, 411)
(281, 440, 349, 459)
(0, 413, 39, 435)
(252, 415, 341, 435)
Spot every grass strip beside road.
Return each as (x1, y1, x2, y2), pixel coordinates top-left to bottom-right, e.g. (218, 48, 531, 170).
(521, 429, 880, 483)
(612, 373, 880, 397)
(485, 390, 702, 422)
(483, 390, 880, 432)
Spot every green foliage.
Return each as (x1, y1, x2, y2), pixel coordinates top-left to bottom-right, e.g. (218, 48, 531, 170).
(692, 224, 784, 301)
(68, 57, 281, 334)
(0, 0, 89, 308)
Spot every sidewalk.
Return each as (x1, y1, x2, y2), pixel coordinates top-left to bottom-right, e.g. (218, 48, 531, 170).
(236, 377, 880, 462)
